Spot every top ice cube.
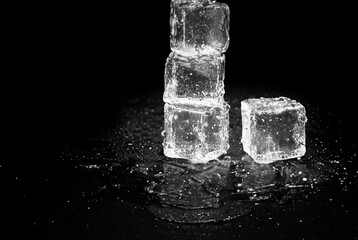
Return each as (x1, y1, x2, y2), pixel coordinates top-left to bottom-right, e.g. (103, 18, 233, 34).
(172, 0, 215, 5)
(241, 97, 307, 164)
(170, 0, 230, 55)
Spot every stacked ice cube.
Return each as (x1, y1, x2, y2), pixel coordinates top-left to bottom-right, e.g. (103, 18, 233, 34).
(163, 0, 230, 163)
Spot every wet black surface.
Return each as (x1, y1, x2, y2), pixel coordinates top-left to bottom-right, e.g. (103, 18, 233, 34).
(4, 87, 357, 239)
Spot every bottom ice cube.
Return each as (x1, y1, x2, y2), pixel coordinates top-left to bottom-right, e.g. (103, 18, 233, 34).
(241, 97, 307, 164)
(163, 102, 229, 163)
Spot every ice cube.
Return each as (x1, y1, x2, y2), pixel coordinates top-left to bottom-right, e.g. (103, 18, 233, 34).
(163, 52, 225, 105)
(241, 97, 307, 164)
(170, 0, 230, 55)
(163, 102, 230, 163)
(172, 0, 214, 6)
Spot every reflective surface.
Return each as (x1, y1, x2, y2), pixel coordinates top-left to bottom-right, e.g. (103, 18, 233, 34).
(3, 87, 357, 239)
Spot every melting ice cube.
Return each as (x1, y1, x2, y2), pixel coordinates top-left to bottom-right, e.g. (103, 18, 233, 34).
(164, 52, 225, 105)
(241, 97, 307, 164)
(163, 102, 229, 163)
(170, 0, 230, 55)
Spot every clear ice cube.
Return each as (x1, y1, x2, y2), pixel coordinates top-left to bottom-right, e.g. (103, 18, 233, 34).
(241, 97, 307, 164)
(163, 52, 225, 105)
(163, 102, 230, 163)
(170, 0, 230, 55)
(172, 0, 214, 5)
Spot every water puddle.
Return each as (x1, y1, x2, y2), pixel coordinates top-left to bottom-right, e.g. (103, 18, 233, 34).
(58, 95, 356, 224)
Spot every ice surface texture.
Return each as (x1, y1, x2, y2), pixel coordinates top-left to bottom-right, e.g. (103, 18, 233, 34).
(170, 0, 230, 55)
(164, 52, 225, 104)
(164, 102, 229, 163)
(241, 97, 307, 164)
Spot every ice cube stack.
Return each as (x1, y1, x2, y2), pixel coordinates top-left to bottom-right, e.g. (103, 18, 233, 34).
(163, 0, 230, 163)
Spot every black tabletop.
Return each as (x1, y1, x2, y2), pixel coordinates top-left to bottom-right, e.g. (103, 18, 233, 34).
(4, 84, 357, 239)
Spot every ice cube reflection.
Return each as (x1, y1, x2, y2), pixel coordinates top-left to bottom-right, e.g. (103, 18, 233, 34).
(132, 152, 331, 222)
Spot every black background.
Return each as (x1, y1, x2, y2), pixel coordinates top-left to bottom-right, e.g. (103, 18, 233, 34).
(5, 1, 356, 239)
(13, 0, 354, 149)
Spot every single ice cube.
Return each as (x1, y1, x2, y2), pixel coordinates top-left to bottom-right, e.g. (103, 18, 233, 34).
(163, 102, 230, 163)
(170, 0, 230, 55)
(172, 0, 214, 6)
(163, 52, 225, 105)
(241, 97, 307, 164)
